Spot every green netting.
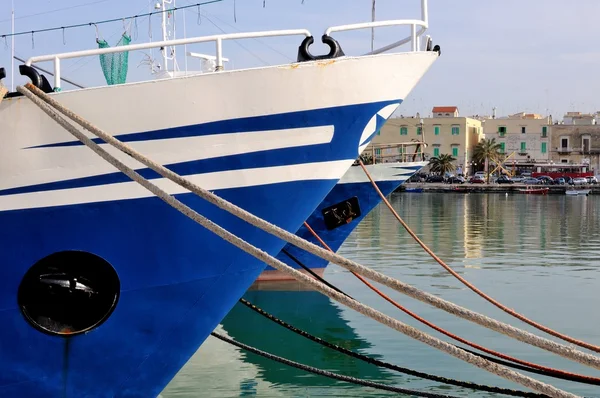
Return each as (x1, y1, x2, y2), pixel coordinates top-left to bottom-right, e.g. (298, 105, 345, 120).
(97, 33, 131, 85)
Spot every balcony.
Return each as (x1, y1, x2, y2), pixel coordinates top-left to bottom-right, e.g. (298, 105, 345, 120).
(556, 147, 572, 154)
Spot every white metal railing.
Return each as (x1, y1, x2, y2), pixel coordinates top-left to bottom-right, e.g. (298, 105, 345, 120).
(25, 0, 430, 90)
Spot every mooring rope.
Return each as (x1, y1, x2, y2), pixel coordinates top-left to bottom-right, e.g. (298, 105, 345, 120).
(210, 332, 458, 398)
(18, 84, 579, 398)
(239, 298, 547, 397)
(21, 84, 600, 373)
(302, 221, 600, 386)
(357, 160, 600, 354)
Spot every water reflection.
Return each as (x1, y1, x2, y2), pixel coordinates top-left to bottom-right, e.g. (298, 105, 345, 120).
(164, 194, 600, 398)
(220, 290, 396, 389)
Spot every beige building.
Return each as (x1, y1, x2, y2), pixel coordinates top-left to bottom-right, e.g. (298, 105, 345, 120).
(370, 106, 483, 174)
(482, 112, 552, 165)
(549, 125, 600, 173)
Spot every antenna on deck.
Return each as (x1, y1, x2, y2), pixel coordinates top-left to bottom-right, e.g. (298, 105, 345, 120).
(11, 0, 15, 91)
(370, 0, 375, 52)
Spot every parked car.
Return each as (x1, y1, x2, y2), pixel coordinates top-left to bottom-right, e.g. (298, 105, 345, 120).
(521, 177, 540, 185)
(511, 176, 524, 183)
(553, 177, 566, 185)
(469, 175, 485, 184)
(586, 176, 598, 184)
(426, 175, 445, 183)
(446, 176, 466, 184)
(496, 175, 514, 184)
(573, 177, 588, 186)
(536, 176, 554, 185)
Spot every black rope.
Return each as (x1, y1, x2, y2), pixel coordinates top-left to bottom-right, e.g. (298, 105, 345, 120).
(210, 331, 458, 398)
(239, 298, 546, 397)
(280, 248, 351, 298)
(0, 0, 222, 38)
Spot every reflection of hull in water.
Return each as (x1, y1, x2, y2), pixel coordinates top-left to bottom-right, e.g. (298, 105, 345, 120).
(258, 162, 426, 282)
(220, 290, 395, 387)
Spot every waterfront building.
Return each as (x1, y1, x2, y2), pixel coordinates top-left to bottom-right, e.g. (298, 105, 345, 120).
(481, 112, 552, 168)
(370, 106, 483, 174)
(549, 124, 600, 173)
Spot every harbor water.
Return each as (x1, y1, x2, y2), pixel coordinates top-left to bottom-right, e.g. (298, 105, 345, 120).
(162, 193, 600, 397)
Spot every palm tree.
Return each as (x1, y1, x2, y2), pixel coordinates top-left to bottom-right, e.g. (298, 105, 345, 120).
(428, 154, 456, 176)
(473, 138, 502, 183)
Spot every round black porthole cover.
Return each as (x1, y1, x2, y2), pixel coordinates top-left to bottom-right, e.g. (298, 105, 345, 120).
(18, 251, 120, 337)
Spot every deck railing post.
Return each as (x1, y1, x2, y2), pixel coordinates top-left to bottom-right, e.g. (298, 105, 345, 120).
(53, 57, 61, 90)
(215, 38, 223, 71)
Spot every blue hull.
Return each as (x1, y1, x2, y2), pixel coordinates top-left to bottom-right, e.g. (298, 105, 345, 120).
(261, 166, 421, 278)
(0, 100, 400, 397)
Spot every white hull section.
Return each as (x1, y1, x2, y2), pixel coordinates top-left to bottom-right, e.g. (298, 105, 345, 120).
(0, 52, 437, 212)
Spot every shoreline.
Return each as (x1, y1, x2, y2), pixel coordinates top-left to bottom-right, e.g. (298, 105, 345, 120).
(398, 182, 598, 194)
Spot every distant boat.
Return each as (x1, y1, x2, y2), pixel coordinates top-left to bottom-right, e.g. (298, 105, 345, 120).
(404, 187, 424, 193)
(518, 187, 549, 195)
(566, 189, 590, 196)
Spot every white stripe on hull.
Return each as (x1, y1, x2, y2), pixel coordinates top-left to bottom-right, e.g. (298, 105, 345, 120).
(0, 160, 354, 211)
(339, 161, 427, 184)
(0, 125, 334, 191)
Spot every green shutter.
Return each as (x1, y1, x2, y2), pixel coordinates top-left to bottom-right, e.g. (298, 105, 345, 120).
(542, 126, 547, 137)
(541, 142, 547, 153)
(520, 142, 526, 152)
(400, 127, 407, 135)
(452, 147, 459, 157)
(417, 127, 422, 135)
(500, 142, 505, 153)
(452, 126, 459, 135)
(375, 148, 381, 155)
(433, 147, 440, 157)
(434, 126, 440, 135)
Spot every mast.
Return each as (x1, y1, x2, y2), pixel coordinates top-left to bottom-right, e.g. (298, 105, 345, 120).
(370, 0, 375, 52)
(160, 0, 177, 73)
(11, 0, 15, 91)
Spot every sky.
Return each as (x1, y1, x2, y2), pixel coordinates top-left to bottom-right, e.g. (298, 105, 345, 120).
(1, 0, 600, 120)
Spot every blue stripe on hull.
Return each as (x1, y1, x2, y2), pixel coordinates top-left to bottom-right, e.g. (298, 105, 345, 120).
(267, 179, 408, 273)
(0, 180, 334, 398)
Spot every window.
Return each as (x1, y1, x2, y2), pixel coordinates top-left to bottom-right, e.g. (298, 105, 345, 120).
(434, 126, 440, 135)
(375, 148, 381, 156)
(583, 137, 590, 153)
(417, 127, 422, 135)
(451, 126, 460, 135)
(500, 142, 505, 153)
(542, 126, 547, 137)
(521, 126, 526, 134)
(561, 159, 568, 164)
(541, 142, 547, 154)
(398, 146, 403, 154)
(520, 142, 526, 152)
(452, 147, 459, 157)
(400, 126, 408, 135)
(498, 126, 506, 137)
(561, 138, 568, 148)
(433, 147, 440, 157)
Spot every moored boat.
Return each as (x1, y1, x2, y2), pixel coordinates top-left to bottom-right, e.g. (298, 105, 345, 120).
(566, 189, 590, 196)
(0, 2, 439, 397)
(256, 159, 427, 282)
(518, 187, 549, 195)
